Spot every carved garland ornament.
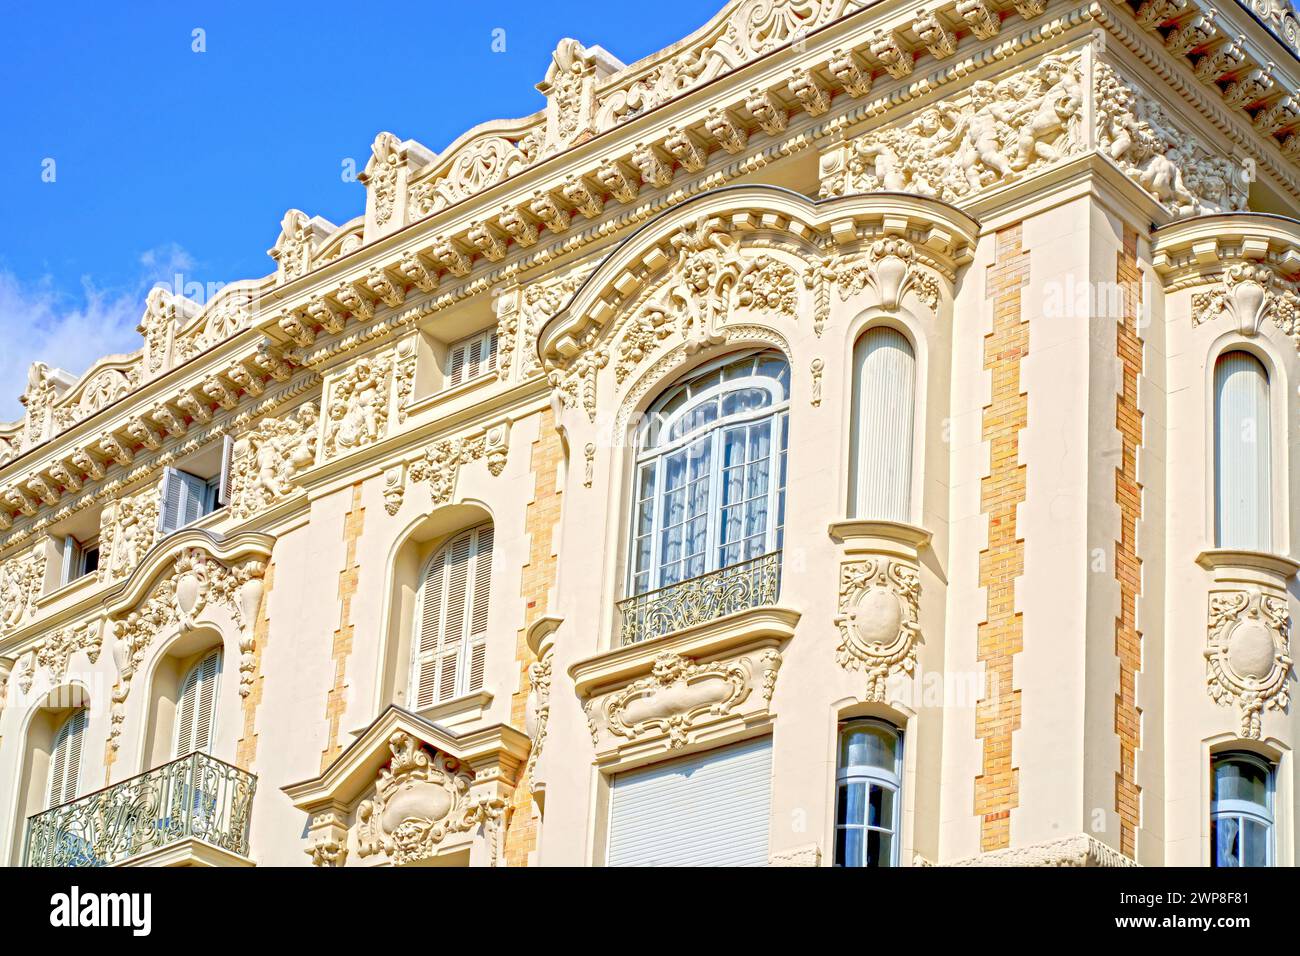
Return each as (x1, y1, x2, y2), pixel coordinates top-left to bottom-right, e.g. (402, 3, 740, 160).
(834, 558, 922, 701)
(407, 423, 510, 507)
(108, 548, 267, 748)
(34, 622, 102, 682)
(1192, 263, 1300, 341)
(523, 650, 552, 792)
(99, 487, 160, 582)
(356, 732, 505, 865)
(601, 649, 781, 749)
(1206, 587, 1293, 739)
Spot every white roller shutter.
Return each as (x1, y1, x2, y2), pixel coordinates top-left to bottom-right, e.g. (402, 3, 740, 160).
(1215, 351, 1272, 551)
(607, 737, 772, 867)
(850, 327, 915, 521)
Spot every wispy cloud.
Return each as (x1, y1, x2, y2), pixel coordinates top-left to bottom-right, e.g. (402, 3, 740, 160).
(0, 244, 200, 422)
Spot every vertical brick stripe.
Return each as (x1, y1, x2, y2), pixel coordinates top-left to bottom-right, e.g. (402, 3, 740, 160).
(1114, 228, 1144, 858)
(235, 561, 275, 771)
(321, 484, 365, 772)
(974, 225, 1029, 852)
(503, 408, 564, 867)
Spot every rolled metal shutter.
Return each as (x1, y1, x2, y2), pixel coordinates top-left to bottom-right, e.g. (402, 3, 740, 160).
(607, 737, 772, 866)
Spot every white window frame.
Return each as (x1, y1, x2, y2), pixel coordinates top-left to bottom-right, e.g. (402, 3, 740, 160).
(834, 719, 903, 867)
(1211, 751, 1275, 868)
(627, 352, 789, 597)
(408, 524, 493, 709)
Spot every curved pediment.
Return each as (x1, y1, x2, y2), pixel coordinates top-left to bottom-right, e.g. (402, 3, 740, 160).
(536, 185, 979, 379)
(104, 528, 274, 620)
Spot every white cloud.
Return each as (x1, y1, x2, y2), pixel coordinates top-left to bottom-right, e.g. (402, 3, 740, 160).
(0, 244, 200, 421)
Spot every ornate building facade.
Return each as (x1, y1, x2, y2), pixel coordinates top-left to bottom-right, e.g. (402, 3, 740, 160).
(1, 0, 1299, 867)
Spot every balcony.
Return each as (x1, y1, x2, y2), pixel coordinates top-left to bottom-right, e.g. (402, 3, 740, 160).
(617, 550, 782, 646)
(24, 752, 256, 867)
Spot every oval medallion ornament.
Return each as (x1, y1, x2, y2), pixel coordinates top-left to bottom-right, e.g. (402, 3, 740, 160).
(1206, 587, 1293, 739)
(834, 557, 922, 701)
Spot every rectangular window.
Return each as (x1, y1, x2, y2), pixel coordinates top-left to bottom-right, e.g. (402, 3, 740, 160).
(446, 330, 498, 389)
(158, 440, 231, 537)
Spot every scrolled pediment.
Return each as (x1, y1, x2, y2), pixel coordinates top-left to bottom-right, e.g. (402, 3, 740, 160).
(283, 706, 528, 867)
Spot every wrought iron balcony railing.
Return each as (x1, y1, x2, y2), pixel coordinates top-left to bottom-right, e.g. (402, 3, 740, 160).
(24, 751, 256, 867)
(617, 550, 782, 646)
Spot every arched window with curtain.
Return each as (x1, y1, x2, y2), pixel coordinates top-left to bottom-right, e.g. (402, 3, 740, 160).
(410, 523, 493, 709)
(47, 709, 87, 809)
(174, 648, 221, 757)
(834, 719, 903, 867)
(849, 327, 916, 522)
(1214, 351, 1272, 551)
(628, 351, 790, 596)
(1211, 752, 1274, 867)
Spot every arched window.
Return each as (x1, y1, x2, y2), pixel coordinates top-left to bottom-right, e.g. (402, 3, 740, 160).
(629, 351, 789, 595)
(47, 710, 87, 809)
(174, 648, 221, 757)
(410, 523, 493, 709)
(1214, 351, 1271, 550)
(1212, 752, 1274, 867)
(849, 327, 915, 521)
(834, 720, 902, 867)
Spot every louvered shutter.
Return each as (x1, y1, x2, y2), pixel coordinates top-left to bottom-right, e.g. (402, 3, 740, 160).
(158, 468, 209, 534)
(47, 710, 87, 808)
(409, 525, 493, 709)
(467, 525, 493, 692)
(175, 649, 221, 757)
(447, 342, 467, 388)
(217, 435, 234, 506)
(438, 532, 473, 702)
(411, 549, 447, 710)
(607, 737, 773, 866)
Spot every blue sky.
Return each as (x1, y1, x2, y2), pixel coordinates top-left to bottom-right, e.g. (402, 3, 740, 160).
(0, 0, 718, 419)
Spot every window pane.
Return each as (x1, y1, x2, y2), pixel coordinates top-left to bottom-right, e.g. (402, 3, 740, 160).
(836, 827, 863, 868)
(1243, 819, 1270, 868)
(1213, 816, 1241, 867)
(868, 784, 896, 830)
(840, 725, 898, 772)
(841, 782, 866, 826)
(1214, 757, 1269, 808)
(866, 829, 892, 867)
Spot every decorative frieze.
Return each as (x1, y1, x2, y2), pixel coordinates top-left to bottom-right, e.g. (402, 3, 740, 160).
(228, 403, 320, 518)
(100, 487, 160, 581)
(820, 53, 1083, 203)
(322, 353, 394, 460)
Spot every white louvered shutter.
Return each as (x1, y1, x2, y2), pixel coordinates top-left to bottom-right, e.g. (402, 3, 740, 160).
(47, 710, 87, 808)
(1215, 351, 1272, 550)
(217, 435, 234, 505)
(409, 525, 493, 709)
(158, 468, 210, 534)
(467, 525, 493, 692)
(412, 549, 447, 710)
(447, 331, 498, 389)
(607, 737, 773, 866)
(850, 327, 916, 521)
(61, 534, 78, 585)
(175, 649, 221, 757)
